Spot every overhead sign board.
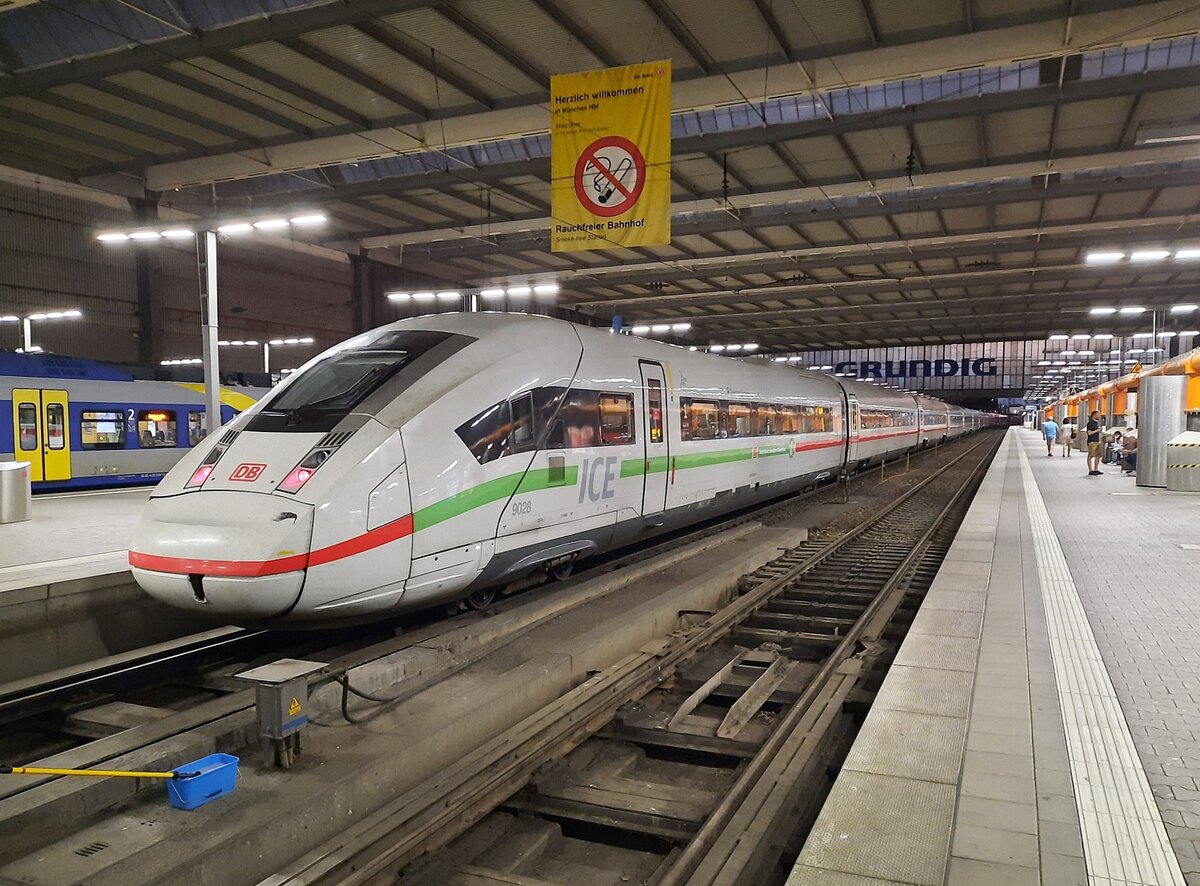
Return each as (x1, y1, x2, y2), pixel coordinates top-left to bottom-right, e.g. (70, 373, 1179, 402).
(550, 60, 671, 251)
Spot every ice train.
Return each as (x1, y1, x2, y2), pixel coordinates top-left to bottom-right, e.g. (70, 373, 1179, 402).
(130, 314, 997, 626)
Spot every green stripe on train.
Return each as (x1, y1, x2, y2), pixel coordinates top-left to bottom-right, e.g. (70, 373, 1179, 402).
(416, 442, 805, 531)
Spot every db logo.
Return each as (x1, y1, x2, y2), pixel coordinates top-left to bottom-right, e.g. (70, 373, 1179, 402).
(230, 463, 267, 482)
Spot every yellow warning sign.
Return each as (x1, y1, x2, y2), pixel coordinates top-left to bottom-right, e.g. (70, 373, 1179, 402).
(1132, 361, 1142, 373)
(550, 60, 672, 251)
(288, 697, 302, 717)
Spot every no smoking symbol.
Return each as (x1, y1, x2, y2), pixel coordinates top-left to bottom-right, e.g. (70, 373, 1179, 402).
(574, 135, 646, 218)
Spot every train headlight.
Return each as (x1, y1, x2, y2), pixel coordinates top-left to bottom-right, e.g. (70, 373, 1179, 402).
(187, 463, 216, 487)
(185, 429, 238, 489)
(277, 448, 331, 494)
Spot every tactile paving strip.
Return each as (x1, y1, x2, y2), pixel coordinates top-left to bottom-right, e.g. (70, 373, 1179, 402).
(1017, 443, 1186, 886)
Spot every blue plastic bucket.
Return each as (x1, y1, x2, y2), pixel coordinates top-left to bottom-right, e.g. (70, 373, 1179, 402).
(167, 753, 239, 810)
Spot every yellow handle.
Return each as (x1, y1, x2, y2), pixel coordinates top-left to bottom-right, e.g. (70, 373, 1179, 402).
(5, 766, 178, 779)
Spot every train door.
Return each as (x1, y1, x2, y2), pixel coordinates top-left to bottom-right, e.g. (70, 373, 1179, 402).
(11, 388, 71, 483)
(845, 393, 861, 465)
(638, 362, 669, 519)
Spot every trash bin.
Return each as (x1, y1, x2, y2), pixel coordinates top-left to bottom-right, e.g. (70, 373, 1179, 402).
(0, 462, 32, 524)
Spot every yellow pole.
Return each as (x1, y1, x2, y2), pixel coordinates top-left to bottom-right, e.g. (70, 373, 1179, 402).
(2, 765, 180, 779)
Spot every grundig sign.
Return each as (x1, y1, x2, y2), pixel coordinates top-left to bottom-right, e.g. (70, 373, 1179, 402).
(834, 358, 999, 379)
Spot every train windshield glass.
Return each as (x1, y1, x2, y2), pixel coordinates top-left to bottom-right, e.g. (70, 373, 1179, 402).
(256, 330, 470, 431)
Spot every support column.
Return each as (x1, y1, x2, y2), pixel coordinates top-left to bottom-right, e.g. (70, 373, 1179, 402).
(350, 253, 376, 334)
(196, 231, 223, 434)
(130, 196, 162, 365)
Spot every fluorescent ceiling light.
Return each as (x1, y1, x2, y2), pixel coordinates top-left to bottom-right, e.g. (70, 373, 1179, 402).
(1179, 330, 1200, 336)
(1171, 304, 1198, 313)
(1135, 124, 1200, 145)
(412, 291, 436, 301)
(533, 283, 559, 295)
(129, 230, 161, 240)
(507, 286, 532, 297)
(671, 323, 691, 332)
(217, 223, 253, 234)
(1078, 350, 1095, 355)
(1092, 333, 1113, 340)
(96, 232, 128, 242)
(289, 214, 326, 225)
(1036, 360, 1051, 365)
(651, 324, 671, 333)
(1131, 331, 1154, 338)
(1048, 334, 1069, 341)
(631, 325, 650, 334)
(1175, 249, 1200, 260)
(1085, 251, 1124, 264)
(1088, 307, 1116, 315)
(1061, 350, 1076, 356)
(161, 229, 194, 239)
(436, 290, 461, 300)
(1130, 250, 1170, 262)
(744, 344, 760, 350)
(774, 356, 788, 362)
(479, 289, 505, 298)
(709, 345, 725, 352)
(0, 315, 18, 322)
(1118, 306, 1146, 314)
(1158, 331, 1176, 338)
(386, 292, 410, 301)
(725, 344, 743, 351)
(253, 218, 289, 230)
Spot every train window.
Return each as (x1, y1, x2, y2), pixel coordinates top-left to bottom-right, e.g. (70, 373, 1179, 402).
(600, 394, 635, 446)
(779, 406, 801, 434)
(17, 403, 37, 451)
(81, 410, 125, 450)
(509, 393, 536, 453)
(188, 412, 207, 447)
(754, 404, 780, 436)
(555, 389, 600, 448)
(45, 403, 65, 450)
(138, 410, 177, 448)
(253, 330, 470, 432)
(457, 400, 511, 465)
(645, 380, 663, 444)
(680, 399, 719, 441)
(725, 403, 752, 437)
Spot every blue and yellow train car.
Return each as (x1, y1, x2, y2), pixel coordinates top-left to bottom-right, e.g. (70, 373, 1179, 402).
(1, 353, 265, 492)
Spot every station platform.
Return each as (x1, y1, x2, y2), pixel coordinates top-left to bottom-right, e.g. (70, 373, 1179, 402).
(0, 488, 148, 592)
(792, 427, 1200, 886)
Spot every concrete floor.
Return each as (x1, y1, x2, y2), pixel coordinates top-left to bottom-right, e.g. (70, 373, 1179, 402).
(0, 488, 149, 570)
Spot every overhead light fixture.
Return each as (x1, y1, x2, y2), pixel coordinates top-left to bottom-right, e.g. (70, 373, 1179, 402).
(725, 344, 743, 351)
(1048, 334, 1069, 341)
(709, 345, 726, 352)
(651, 324, 671, 333)
(1085, 251, 1124, 264)
(479, 288, 505, 298)
(1128, 348, 1144, 354)
(253, 218, 289, 230)
(217, 223, 253, 234)
(1176, 248, 1200, 260)
(1092, 333, 1113, 340)
(1135, 124, 1200, 145)
(1078, 350, 1095, 356)
(1131, 331, 1154, 338)
(436, 290, 461, 300)
(1179, 330, 1200, 336)
(412, 291, 436, 301)
(289, 214, 327, 225)
(507, 286, 532, 297)
(161, 229, 194, 239)
(742, 344, 759, 351)
(386, 291, 410, 301)
(1118, 306, 1146, 314)
(1171, 304, 1198, 313)
(1036, 360, 1051, 366)
(1088, 307, 1116, 315)
(1130, 250, 1170, 262)
(96, 232, 129, 242)
(1071, 333, 1090, 339)
(631, 325, 650, 334)
(1158, 331, 1176, 338)
(774, 356, 788, 362)
(1061, 350, 1076, 356)
(533, 283, 559, 296)
(129, 230, 162, 241)
(671, 322, 691, 332)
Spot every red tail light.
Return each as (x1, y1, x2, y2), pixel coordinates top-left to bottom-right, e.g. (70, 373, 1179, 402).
(278, 466, 315, 493)
(187, 463, 215, 488)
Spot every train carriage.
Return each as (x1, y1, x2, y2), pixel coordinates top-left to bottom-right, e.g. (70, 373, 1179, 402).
(130, 314, 986, 626)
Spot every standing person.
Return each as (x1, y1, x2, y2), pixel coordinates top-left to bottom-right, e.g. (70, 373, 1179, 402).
(1042, 417, 1058, 457)
(1060, 420, 1075, 458)
(1086, 410, 1104, 475)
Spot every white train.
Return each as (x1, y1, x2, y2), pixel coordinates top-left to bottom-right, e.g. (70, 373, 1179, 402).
(130, 314, 994, 626)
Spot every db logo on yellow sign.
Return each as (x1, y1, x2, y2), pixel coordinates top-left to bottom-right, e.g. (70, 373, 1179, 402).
(230, 463, 267, 482)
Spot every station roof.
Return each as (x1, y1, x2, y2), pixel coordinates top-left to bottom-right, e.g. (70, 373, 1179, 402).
(2, 0, 1200, 370)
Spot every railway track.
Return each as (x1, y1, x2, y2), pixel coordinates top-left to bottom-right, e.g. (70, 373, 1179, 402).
(264, 432, 1002, 886)
(0, 437, 954, 767)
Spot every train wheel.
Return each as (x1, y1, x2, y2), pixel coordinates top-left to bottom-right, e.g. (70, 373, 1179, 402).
(547, 560, 574, 582)
(465, 588, 497, 610)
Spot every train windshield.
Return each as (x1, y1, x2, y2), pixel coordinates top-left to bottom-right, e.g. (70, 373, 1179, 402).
(253, 329, 472, 432)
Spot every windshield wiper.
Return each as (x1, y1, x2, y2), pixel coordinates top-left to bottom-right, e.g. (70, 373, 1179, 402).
(284, 364, 399, 425)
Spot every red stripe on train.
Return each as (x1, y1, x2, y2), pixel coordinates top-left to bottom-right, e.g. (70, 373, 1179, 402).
(129, 514, 414, 577)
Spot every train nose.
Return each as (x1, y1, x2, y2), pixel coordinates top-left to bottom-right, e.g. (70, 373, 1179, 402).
(129, 491, 315, 621)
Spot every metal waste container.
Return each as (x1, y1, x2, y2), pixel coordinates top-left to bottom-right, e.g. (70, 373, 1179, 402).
(0, 462, 32, 523)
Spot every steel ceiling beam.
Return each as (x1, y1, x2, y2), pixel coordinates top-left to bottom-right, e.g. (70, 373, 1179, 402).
(133, 2, 1200, 191)
(352, 22, 495, 110)
(276, 37, 431, 119)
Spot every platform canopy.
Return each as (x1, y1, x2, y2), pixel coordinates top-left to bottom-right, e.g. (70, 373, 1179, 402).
(2, 0, 1199, 362)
